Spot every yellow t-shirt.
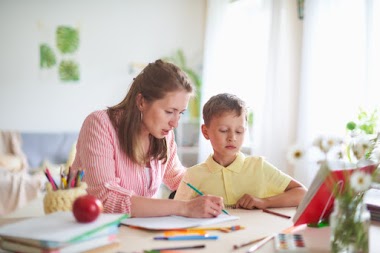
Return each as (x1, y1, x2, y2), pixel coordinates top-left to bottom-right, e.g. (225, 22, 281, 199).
(174, 152, 292, 206)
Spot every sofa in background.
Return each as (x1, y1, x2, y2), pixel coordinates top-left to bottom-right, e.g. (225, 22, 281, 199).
(20, 132, 79, 172)
(0, 131, 78, 216)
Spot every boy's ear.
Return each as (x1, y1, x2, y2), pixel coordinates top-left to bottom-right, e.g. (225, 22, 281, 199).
(201, 124, 210, 140)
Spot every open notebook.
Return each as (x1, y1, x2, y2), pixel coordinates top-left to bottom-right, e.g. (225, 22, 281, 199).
(121, 213, 239, 230)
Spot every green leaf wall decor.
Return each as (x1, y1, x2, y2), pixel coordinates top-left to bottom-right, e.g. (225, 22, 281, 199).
(56, 26, 79, 54)
(59, 60, 80, 82)
(40, 43, 56, 68)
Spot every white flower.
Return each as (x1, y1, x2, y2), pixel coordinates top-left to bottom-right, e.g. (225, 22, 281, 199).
(350, 171, 372, 192)
(350, 135, 372, 161)
(286, 144, 307, 165)
(326, 145, 345, 161)
(307, 146, 326, 163)
(370, 147, 380, 162)
(313, 135, 344, 154)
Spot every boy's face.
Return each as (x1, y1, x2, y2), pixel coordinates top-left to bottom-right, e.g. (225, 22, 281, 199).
(202, 111, 246, 166)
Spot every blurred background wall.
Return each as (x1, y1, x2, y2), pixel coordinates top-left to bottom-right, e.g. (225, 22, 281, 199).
(0, 0, 206, 132)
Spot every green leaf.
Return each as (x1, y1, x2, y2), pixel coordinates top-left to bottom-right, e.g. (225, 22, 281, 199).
(346, 121, 356, 131)
(59, 60, 80, 82)
(56, 26, 79, 54)
(40, 44, 56, 68)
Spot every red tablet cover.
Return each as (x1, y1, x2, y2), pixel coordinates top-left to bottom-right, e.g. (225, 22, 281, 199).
(293, 162, 377, 226)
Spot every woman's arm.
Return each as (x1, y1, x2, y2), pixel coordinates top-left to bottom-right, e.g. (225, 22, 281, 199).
(72, 111, 137, 214)
(131, 195, 224, 218)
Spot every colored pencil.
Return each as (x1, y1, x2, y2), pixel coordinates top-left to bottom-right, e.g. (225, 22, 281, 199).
(144, 244, 206, 252)
(45, 168, 58, 190)
(262, 209, 291, 219)
(154, 235, 218, 240)
(233, 235, 267, 250)
(246, 234, 275, 252)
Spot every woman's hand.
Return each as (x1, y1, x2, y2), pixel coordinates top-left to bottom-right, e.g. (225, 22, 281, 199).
(182, 195, 224, 218)
(235, 194, 267, 210)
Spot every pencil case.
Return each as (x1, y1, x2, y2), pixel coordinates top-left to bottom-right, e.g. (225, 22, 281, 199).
(43, 182, 88, 214)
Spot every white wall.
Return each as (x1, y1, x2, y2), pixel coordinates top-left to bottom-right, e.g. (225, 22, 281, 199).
(0, 0, 206, 132)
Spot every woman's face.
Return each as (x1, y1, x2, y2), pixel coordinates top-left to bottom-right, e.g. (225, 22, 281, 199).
(140, 90, 191, 139)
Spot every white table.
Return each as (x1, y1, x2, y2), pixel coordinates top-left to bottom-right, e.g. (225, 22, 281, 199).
(1, 205, 379, 252)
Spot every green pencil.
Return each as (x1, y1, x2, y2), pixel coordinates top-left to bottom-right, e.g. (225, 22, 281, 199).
(183, 181, 230, 215)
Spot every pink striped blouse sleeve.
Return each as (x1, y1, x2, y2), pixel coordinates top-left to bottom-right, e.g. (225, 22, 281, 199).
(71, 110, 134, 213)
(71, 110, 186, 214)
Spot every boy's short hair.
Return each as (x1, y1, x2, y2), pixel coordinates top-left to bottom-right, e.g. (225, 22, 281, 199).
(202, 93, 248, 126)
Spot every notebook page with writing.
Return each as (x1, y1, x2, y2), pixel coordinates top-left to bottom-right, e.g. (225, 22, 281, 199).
(121, 213, 239, 230)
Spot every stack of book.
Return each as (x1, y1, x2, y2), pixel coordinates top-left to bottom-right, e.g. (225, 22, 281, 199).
(365, 187, 380, 221)
(0, 211, 128, 253)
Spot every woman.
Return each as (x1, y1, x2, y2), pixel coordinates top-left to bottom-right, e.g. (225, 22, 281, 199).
(71, 59, 223, 218)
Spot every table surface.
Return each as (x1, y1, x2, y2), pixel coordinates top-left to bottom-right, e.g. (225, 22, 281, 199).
(115, 208, 380, 253)
(1, 207, 380, 253)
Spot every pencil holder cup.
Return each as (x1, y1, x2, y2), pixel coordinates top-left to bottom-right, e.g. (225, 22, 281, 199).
(43, 182, 88, 214)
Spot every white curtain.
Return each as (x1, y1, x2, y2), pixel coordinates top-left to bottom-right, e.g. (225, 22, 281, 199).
(298, 0, 373, 142)
(200, 0, 380, 187)
(199, 0, 301, 175)
(296, 0, 380, 186)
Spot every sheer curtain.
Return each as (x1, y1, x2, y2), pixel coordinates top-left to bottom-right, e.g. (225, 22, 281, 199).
(200, 0, 380, 186)
(298, 0, 378, 141)
(296, 0, 380, 185)
(199, 0, 301, 174)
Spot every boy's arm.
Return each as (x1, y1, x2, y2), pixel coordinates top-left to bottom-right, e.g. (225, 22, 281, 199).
(262, 179, 307, 207)
(235, 180, 307, 209)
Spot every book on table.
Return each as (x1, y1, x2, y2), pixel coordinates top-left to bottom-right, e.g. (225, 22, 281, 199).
(364, 186, 380, 221)
(292, 161, 378, 226)
(0, 234, 120, 253)
(0, 211, 128, 252)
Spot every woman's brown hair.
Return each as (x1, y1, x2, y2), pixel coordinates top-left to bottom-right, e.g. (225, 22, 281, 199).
(107, 59, 194, 165)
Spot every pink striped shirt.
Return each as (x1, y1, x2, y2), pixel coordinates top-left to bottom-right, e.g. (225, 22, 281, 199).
(71, 110, 186, 214)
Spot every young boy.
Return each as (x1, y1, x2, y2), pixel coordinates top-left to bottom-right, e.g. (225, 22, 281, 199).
(174, 93, 307, 209)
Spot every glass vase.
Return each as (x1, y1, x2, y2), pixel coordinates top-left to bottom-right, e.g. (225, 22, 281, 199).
(330, 198, 371, 253)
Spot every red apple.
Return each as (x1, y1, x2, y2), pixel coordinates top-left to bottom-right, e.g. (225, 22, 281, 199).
(72, 194, 103, 223)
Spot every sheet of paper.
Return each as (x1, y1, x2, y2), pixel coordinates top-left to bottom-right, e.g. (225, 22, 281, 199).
(121, 213, 239, 230)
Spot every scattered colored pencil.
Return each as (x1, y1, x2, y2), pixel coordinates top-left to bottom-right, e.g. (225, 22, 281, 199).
(262, 209, 291, 219)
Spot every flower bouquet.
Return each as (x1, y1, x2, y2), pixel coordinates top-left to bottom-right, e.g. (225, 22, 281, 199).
(328, 162, 376, 253)
(288, 108, 380, 253)
(327, 132, 379, 253)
